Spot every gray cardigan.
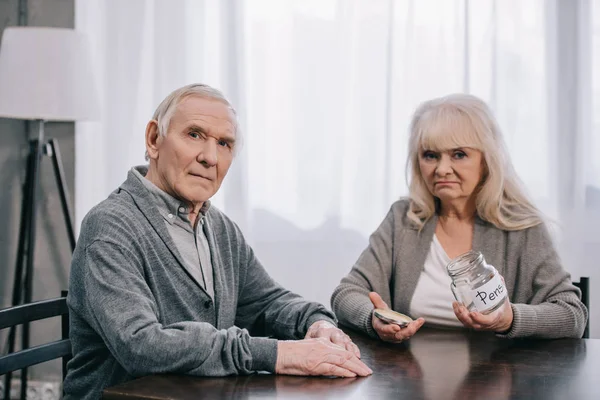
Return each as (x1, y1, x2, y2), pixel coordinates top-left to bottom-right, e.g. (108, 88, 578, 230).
(63, 168, 336, 400)
(331, 199, 587, 339)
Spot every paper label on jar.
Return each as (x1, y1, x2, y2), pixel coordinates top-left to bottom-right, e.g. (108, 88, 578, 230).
(470, 274, 506, 312)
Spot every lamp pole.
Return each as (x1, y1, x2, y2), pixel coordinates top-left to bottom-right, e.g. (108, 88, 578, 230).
(4, 120, 77, 400)
(5, 120, 45, 400)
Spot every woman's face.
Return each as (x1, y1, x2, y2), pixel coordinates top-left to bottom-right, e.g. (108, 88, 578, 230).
(418, 147, 485, 206)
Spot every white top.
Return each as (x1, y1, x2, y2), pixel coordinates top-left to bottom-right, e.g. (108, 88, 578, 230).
(409, 235, 463, 327)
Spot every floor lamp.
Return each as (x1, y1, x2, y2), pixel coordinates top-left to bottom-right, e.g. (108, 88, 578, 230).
(0, 27, 98, 399)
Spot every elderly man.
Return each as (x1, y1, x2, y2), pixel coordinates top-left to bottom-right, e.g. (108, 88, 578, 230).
(63, 83, 371, 399)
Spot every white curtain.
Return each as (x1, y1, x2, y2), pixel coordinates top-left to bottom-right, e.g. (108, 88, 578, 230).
(76, 0, 599, 336)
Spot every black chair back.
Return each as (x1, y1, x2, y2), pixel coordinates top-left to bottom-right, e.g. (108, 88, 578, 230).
(0, 291, 71, 392)
(573, 277, 590, 339)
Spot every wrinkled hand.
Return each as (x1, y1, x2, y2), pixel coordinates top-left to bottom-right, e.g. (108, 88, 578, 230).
(452, 299, 513, 333)
(276, 338, 373, 378)
(369, 292, 425, 343)
(305, 320, 361, 358)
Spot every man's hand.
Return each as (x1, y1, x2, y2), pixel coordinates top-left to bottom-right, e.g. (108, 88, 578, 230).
(452, 299, 513, 333)
(276, 338, 373, 378)
(305, 320, 360, 358)
(370, 292, 424, 343)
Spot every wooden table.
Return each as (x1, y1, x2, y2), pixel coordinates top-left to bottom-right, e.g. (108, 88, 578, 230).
(103, 327, 599, 399)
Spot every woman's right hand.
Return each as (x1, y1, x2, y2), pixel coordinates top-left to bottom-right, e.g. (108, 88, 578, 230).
(369, 292, 425, 343)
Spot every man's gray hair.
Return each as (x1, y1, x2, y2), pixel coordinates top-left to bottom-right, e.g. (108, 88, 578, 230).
(145, 83, 239, 160)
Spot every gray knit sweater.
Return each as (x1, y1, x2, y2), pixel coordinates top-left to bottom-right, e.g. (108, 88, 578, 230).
(331, 199, 587, 339)
(63, 167, 336, 400)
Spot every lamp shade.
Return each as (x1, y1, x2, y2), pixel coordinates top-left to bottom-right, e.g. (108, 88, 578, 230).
(0, 27, 99, 121)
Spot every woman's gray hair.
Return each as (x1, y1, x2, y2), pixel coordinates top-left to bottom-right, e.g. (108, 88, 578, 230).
(145, 83, 239, 160)
(405, 93, 544, 231)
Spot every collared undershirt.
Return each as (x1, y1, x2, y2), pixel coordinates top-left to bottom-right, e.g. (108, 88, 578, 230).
(132, 167, 215, 299)
(409, 235, 463, 327)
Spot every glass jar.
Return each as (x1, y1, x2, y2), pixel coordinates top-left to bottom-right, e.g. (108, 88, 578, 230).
(446, 251, 507, 314)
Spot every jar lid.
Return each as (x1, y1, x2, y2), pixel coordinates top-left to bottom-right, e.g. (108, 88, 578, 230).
(373, 308, 413, 327)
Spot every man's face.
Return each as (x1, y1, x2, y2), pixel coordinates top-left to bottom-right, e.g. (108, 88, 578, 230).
(146, 96, 236, 205)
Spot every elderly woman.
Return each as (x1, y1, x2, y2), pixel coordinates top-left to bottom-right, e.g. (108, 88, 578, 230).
(331, 94, 587, 342)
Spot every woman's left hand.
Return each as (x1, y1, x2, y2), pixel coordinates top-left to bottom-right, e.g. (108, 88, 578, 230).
(453, 299, 514, 333)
